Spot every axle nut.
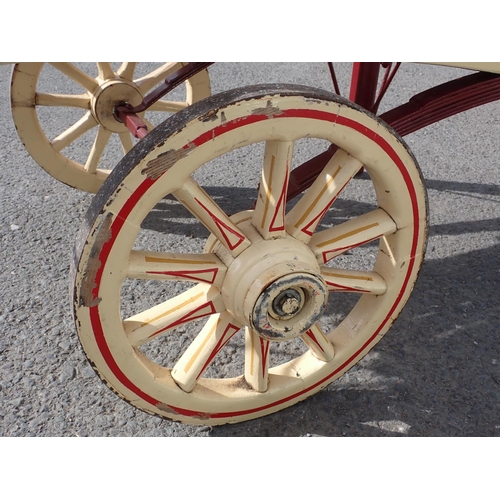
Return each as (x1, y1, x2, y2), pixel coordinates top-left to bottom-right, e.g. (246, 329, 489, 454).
(251, 273, 328, 342)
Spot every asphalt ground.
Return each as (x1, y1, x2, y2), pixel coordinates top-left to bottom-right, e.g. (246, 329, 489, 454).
(0, 63, 499, 437)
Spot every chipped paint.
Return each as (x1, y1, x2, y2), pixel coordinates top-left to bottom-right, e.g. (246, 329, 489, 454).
(156, 402, 211, 420)
(199, 108, 219, 122)
(79, 213, 113, 307)
(141, 144, 195, 179)
(251, 100, 283, 118)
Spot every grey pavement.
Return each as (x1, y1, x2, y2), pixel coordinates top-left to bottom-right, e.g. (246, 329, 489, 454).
(0, 63, 499, 436)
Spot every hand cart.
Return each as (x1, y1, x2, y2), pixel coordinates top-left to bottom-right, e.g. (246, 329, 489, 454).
(9, 62, 500, 425)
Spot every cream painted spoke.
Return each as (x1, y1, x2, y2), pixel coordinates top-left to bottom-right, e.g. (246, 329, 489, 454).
(49, 63, 98, 92)
(35, 92, 90, 109)
(148, 100, 188, 112)
(321, 267, 387, 295)
(173, 178, 251, 257)
(301, 324, 335, 362)
(128, 250, 226, 287)
(117, 62, 136, 80)
(172, 313, 242, 392)
(51, 111, 97, 152)
(142, 118, 156, 132)
(124, 284, 225, 347)
(135, 62, 180, 94)
(85, 126, 112, 173)
(286, 149, 362, 242)
(97, 62, 115, 80)
(119, 132, 134, 154)
(310, 208, 397, 264)
(252, 140, 294, 239)
(244, 327, 270, 392)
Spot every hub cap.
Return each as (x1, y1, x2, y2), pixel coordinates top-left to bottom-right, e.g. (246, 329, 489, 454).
(251, 273, 328, 341)
(91, 79, 143, 133)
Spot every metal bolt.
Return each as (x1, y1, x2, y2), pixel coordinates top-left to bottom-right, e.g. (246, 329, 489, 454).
(272, 289, 302, 317)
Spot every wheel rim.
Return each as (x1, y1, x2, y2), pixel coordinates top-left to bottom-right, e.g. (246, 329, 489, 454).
(72, 84, 428, 425)
(10, 62, 211, 193)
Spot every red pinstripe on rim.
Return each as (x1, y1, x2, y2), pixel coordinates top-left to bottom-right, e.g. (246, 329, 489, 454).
(86, 105, 422, 419)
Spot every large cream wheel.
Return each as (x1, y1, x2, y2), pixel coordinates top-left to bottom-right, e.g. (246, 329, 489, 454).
(72, 84, 428, 425)
(11, 62, 211, 193)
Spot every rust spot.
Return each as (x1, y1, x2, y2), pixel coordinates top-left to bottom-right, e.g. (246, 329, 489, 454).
(79, 213, 113, 307)
(142, 144, 195, 180)
(200, 108, 219, 122)
(251, 100, 283, 118)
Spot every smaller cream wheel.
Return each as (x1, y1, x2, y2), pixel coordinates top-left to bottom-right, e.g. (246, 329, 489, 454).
(72, 84, 428, 425)
(11, 62, 211, 193)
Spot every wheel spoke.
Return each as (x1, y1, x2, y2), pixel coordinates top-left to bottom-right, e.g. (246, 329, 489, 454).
(85, 126, 112, 173)
(35, 92, 90, 109)
(128, 250, 226, 286)
(301, 324, 335, 362)
(142, 118, 156, 132)
(119, 132, 134, 154)
(185, 70, 211, 104)
(173, 178, 251, 257)
(49, 63, 98, 92)
(117, 62, 136, 80)
(321, 267, 387, 294)
(244, 327, 270, 392)
(124, 284, 225, 347)
(171, 313, 242, 392)
(96, 62, 115, 81)
(286, 149, 362, 242)
(135, 62, 181, 94)
(252, 140, 294, 239)
(309, 208, 397, 264)
(51, 111, 97, 152)
(148, 100, 189, 112)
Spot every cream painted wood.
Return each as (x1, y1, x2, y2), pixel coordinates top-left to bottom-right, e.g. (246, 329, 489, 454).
(127, 250, 226, 287)
(124, 284, 225, 347)
(425, 62, 500, 74)
(72, 85, 428, 425)
(286, 149, 362, 242)
(309, 208, 397, 264)
(252, 140, 294, 239)
(320, 267, 387, 295)
(172, 313, 243, 392)
(244, 327, 270, 392)
(11, 62, 211, 193)
(173, 178, 251, 257)
(301, 324, 335, 362)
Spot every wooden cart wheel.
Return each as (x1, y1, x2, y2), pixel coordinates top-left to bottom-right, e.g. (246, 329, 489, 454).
(71, 84, 428, 425)
(10, 62, 211, 193)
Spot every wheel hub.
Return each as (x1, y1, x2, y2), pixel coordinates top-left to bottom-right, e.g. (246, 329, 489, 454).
(91, 79, 143, 133)
(219, 215, 328, 341)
